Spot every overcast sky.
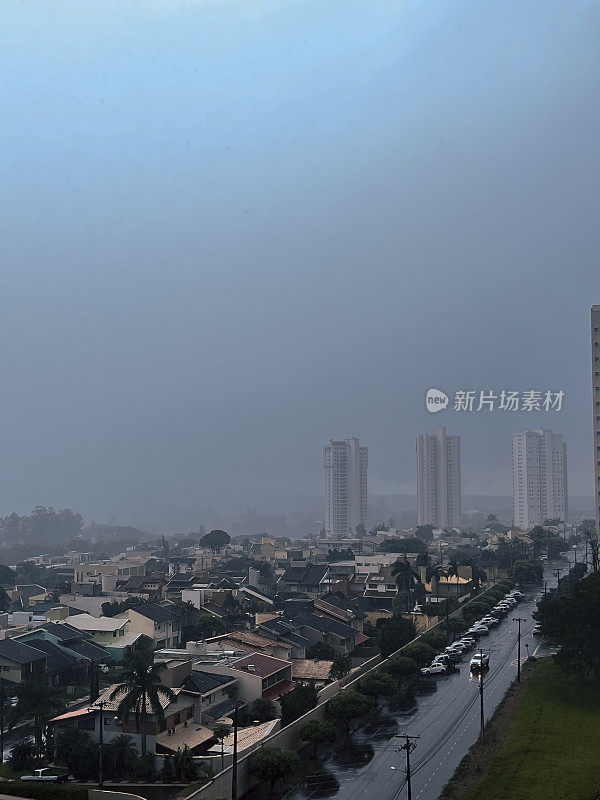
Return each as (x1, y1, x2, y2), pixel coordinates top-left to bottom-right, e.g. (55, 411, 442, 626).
(2, 0, 599, 526)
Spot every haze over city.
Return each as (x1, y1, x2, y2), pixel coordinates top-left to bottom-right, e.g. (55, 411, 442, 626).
(2, 0, 599, 531)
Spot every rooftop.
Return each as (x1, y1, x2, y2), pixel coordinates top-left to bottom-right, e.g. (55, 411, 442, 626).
(231, 652, 291, 678)
(66, 614, 129, 632)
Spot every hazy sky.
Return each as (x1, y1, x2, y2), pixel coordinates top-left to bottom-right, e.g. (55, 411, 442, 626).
(2, 0, 599, 526)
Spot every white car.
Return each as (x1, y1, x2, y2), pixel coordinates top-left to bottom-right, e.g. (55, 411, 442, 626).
(469, 653, 490, 671)
(509, 590, 524, 599)
(503, 596, 517, 605)
(22, 769, 69, 784)
(532, 624, 542, 636)
(421, 663, 448, 675)
(456, 638, 475, 650)
(480, 616, 500, 627)
(470, 624, 490, 636)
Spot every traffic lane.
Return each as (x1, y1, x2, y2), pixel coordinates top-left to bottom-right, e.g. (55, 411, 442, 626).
(407, 572, 567, 800)
(281, 568, 566, 800)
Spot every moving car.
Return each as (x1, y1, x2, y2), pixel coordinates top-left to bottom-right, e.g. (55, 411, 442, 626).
(22, 769, 69, 783)
(469, 653, 490, 671)
(421, 663, 448, 676)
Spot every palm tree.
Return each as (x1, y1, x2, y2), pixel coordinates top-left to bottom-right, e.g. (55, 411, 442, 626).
(447, 560, 461, 598)
(392, 558, 419, 611)
(221, 593, 244, 628)
(110, 646, 175, 758)
(429, 564, 447, 608)
(212, 724, 231, 770)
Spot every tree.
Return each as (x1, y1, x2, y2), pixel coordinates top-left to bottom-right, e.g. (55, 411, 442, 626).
(421, 629, 448, 650)
(535, 570, 600, 678)
(329, 654, 352, 681)
(414, 525, 434, 543)
(8, 677, 65, 759)
(175, 745, 197, 782)
(447, 618, 469, 637)
(299, 719, 337, 758)
(392, 558, 420, 611)
(107, 734, 137, 780)
(9, 739, 35, 771)
(486, 514, 497, 523)
(511, 559, 543, 585)
(248, 747, 299, 793)
(160, 753, 176, 782)
(377, 616, 416, 657)
(221, 593, 245, 628)
(384, 657, 418, 685)
(247, 697, 278, 723)
(400, 641, 436, 667)
(307, 642, 337, 660)
(380, 538, 427, 555)
(0, 563, 16, 584)
(188, 614, 226, 640)
(447, 560, 461, 598)
(201, 529, 230, 552)
(280, 684, 318, 726)
(326, 690, 370, 733)
(110, 645, 176, 757)
(356, 672, 397, 705)
(355, 524, 367, 538)
(213, 723, 231, 770)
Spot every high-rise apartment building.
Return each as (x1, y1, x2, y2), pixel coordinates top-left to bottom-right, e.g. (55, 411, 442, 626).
(324, 437, 368, 539)
(592, 305, 600, 537)
(416, 426, 461, 529)
(512, 429, 568, 529)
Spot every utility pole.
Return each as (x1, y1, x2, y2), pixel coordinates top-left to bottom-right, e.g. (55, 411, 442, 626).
(0, 683, 4, 765)
(445, 597, 450, 639)
(553, 568, 562, 594)
(478, 653, 485, 741)
(513, 618, 526, 683)
(396, 734, 419, 800)
(98, 700, 104, 789)
(231, 703, 239, 800)
(543, 581, 547, 598)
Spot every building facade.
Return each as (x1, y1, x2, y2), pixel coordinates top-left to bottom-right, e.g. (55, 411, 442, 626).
(512, 429, 568, 529)
(592, 305, 600, 537)
(324, 437, 368, 539)
(416, 426, 461, 528)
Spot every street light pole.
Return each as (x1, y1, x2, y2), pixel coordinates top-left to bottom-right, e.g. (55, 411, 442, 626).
(513, 618, 526, 683)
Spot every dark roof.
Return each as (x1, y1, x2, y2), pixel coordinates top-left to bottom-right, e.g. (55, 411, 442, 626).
(0, 638, 46, 664)
(21, 639, 74, 672)
(131, 603, 176, 624)
(232, 653, 291, 677)
(183, 671, 237, 695)
(293, 612, 357, 640)
(303, 564, 328, 585)
(280, 566, 307, 583)
(42, 622, 93, 642)
(64, 639, 108, 662)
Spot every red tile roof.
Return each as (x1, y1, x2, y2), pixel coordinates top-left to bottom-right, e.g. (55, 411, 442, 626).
(232, 652, 291, 678)
(262, 679, 296, 701)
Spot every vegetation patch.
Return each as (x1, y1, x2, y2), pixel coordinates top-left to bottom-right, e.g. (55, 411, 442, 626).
(441, 659, 600, 800)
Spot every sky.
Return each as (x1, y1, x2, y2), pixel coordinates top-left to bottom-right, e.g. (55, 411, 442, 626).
(1, 0, 600, 529)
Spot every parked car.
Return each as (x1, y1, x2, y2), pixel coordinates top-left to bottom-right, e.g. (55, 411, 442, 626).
(509, 590, 524, 600)
(432, 653, 452, 665)
(493, 604, 510, 613)
(469, 653, 490, 671)
(480, 616, 500, 627)
(503, 596, 517, 605)
(456, 638, 475, 649)
(22, 769, 69, 784)
(532, 624, 542, 636)
(421, 663, 448, 676)
(469, 624, 490, 636)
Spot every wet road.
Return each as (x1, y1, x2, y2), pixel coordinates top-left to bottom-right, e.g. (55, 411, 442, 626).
(281, 557, 573, 800)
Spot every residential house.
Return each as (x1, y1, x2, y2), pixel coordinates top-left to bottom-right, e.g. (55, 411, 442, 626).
(0, 638, 46, 684)
(117, 603, 181, 649)
(291, 612, 367, 655)
(195, 652, 294, 704)
(277, 562, 329, 596)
